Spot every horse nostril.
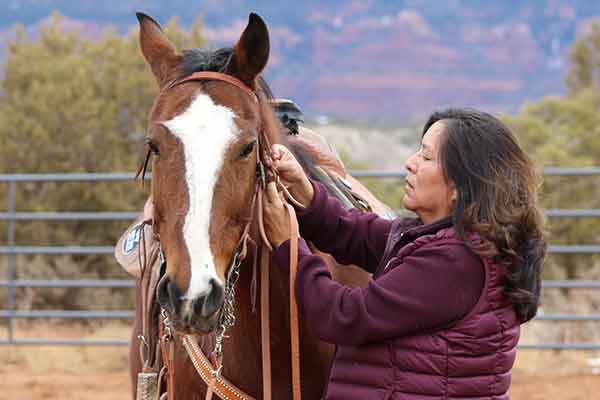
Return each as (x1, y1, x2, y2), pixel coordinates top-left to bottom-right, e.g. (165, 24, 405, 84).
(156, 275, 183, 315)
(194, 278, 224, 318)
(157, 275, 170, 307)
(167, 280, 183, 314)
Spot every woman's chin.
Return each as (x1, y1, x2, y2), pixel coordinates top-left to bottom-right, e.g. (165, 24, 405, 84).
(402, 195, 415, 212)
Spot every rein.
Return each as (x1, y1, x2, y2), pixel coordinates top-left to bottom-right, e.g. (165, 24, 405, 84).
(137, 71, 303, 400)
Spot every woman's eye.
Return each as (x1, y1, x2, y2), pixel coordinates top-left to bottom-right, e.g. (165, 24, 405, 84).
(419, 150, 432, 161)
(239, 140, 256, 159)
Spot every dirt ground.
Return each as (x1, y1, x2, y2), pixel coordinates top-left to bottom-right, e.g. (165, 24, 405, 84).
(2, 322, 600, 399)
(2, 369, 599, 400)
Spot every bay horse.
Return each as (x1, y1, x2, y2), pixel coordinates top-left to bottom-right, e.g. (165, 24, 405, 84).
(127, 11, 394, 399)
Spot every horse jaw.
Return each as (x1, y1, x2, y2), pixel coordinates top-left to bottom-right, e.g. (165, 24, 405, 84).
(163, 93, 238, 300)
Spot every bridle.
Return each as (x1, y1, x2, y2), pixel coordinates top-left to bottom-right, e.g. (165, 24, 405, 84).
(136, 71, 302, 400)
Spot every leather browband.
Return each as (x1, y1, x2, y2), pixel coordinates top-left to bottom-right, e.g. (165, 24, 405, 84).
(163, 71, 258, 103)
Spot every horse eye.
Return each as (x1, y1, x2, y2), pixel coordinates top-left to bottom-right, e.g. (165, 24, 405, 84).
(146, 139, 160, 156)
(239, 140, 256, 159)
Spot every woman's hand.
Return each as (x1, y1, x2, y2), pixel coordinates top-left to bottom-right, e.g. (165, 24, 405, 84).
(262, 181, 292, 248)
(266, 144, 314, 208)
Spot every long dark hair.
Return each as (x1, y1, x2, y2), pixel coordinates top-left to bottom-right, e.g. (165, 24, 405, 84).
(423, 108, 547, 323)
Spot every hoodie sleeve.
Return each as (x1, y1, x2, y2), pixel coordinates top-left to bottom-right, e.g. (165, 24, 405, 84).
(294, 179, 393, 273)
(273, 237, 484, 346)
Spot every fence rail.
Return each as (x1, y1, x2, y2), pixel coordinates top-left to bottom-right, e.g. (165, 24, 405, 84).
(1, 171, 599, 349)
(2, 244, 599, 255)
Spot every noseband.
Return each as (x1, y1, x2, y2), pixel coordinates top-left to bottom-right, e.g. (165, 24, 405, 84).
(138, 71, 302, 400)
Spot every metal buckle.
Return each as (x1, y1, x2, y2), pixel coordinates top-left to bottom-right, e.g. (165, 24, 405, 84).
(137, 334, 149, 351)
(161, 308, 173, 339)
(210, 364, 223, 380)
(158, 243, 166, 269)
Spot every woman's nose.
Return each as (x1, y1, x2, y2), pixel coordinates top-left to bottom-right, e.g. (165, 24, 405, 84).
(405, 152, 417, 174)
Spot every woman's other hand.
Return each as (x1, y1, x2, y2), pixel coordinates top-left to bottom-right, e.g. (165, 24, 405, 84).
(262, 181, 291, 248)
(267, 144, 314, 208)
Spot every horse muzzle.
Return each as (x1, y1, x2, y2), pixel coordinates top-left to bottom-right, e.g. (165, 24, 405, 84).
(156, 274, 225, 333)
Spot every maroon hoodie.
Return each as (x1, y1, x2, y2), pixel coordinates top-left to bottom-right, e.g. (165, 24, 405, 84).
(273, 180, 519, 399)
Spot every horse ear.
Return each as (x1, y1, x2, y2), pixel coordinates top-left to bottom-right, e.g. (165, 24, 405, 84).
(136, 12, 183, 88)
(228, 13, 270, 89)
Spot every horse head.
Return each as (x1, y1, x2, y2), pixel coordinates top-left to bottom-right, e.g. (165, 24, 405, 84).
(137, 12, 279, 334)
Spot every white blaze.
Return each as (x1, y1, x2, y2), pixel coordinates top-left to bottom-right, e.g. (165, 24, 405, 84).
(163, 93, 236, 300)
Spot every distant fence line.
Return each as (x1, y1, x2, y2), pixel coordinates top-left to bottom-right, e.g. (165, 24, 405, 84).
(0, 170, 599, 348)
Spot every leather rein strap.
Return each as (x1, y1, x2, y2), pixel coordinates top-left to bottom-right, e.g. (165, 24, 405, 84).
(157, 71, 302, 400)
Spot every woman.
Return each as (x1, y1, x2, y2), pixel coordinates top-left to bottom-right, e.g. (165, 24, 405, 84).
(262, 108, 546, 399)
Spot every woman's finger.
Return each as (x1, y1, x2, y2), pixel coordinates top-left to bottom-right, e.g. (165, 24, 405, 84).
(270, 144, 286, 161)
(265, 181, 283, 207)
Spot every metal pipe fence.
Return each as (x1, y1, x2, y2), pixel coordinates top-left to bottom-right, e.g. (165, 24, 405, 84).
(1, 170, 599, 349)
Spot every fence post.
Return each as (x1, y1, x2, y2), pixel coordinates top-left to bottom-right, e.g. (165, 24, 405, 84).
(6, 181, 16, 344)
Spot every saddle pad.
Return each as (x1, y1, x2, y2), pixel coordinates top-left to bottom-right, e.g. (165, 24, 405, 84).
(115, 196, 155, 279)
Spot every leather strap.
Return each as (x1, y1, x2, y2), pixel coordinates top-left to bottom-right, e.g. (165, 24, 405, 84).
(159, 316, 175, 400)
(260, 243, 272, 400)
(163, 71, 258, 103)
(133, 217, 164, 378)
(286, 203, 301, 400)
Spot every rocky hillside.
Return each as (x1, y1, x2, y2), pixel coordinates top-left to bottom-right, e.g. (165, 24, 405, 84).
(305, 121, 417, 171)
(0, 1, 598, 121)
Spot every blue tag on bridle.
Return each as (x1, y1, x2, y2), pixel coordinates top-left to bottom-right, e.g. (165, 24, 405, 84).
(123, 222, 144, 255)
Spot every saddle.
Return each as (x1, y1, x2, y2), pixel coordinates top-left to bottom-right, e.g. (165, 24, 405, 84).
(115, 99, 395, 277)
(272, 99, 394, 219)
(115, 196, 155, 279)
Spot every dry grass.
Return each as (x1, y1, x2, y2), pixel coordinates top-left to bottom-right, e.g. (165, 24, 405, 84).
(0, 321, 132, 400)
(515, 349, 599, 376)
(1, 321, 130, 375)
